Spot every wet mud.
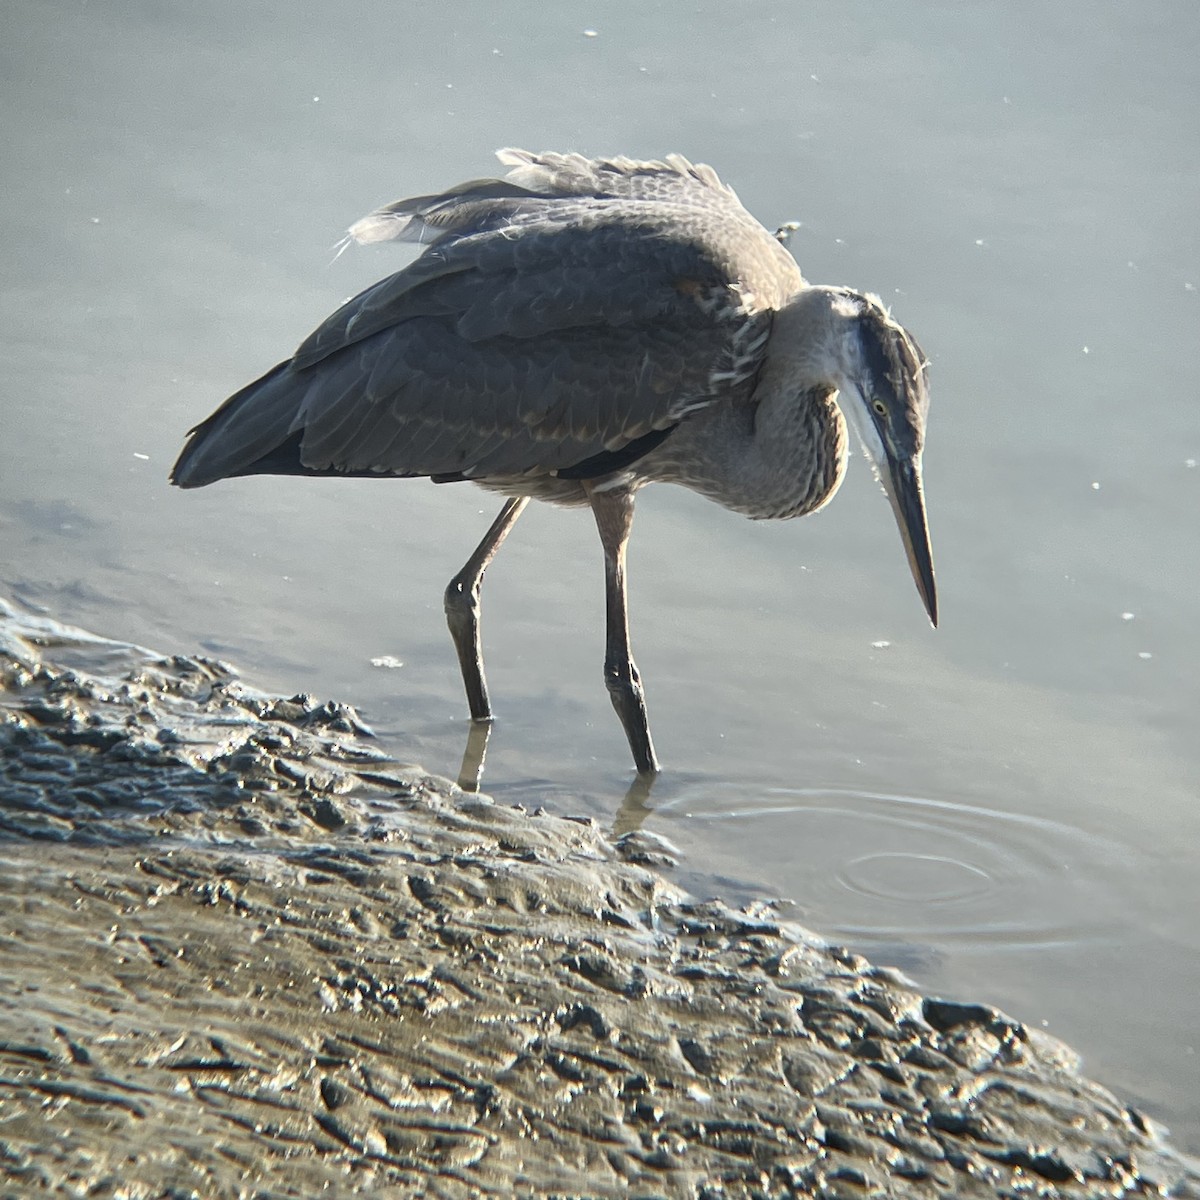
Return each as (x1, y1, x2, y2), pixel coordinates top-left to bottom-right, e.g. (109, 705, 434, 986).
(1, 597, 1197, 1198)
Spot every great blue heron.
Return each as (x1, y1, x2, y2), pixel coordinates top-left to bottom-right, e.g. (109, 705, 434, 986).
(172, 149, 936, 775)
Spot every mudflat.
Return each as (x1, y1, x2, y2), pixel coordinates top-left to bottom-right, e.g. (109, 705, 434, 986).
(1, 598, 1196, 1198)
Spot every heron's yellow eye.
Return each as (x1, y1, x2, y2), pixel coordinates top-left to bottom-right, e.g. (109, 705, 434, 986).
(872, 398, 887, 417)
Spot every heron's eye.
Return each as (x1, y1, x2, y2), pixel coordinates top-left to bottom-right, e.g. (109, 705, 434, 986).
(872, 398, 888, 418)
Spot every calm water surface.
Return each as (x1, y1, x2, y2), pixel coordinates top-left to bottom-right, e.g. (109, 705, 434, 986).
(2, 0, 1198, 1149)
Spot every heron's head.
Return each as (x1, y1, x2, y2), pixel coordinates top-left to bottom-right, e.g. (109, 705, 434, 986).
(817, 288, 938, 627)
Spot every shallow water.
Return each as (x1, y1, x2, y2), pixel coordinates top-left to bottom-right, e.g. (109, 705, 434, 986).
(2, 0, 1198, 1150)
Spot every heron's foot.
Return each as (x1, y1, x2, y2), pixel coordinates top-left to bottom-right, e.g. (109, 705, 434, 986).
(604, 659, 660, 776)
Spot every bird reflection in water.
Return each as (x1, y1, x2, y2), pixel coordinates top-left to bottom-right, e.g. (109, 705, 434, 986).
(455, 714, 660, 839)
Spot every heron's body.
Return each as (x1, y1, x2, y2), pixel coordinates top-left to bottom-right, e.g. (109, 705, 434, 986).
(173, 150, 936, 773)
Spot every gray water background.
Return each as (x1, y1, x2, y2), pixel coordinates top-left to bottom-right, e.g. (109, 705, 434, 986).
(2, 0, 1197, 1149)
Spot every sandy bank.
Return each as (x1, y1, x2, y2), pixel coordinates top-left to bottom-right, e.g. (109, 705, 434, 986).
(1, 597, 1196, 1198)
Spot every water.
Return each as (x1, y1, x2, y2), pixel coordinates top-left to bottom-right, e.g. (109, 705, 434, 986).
(2, 0, 1198, 1149)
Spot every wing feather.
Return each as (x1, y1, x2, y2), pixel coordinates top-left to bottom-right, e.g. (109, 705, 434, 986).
(174, 149, 803, 490)
(295, 318, 723, 476)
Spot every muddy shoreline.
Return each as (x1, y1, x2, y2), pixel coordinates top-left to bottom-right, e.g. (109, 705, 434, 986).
(1, 597, 1196, 1198)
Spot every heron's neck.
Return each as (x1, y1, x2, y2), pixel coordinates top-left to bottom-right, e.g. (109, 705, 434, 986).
(640, 381, 849, 520)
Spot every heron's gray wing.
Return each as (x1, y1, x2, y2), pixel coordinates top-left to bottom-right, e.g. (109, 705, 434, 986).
(294, 219, 703, 370)
(297, 204, 782, 469)
(173, 213, 775, 488)
(173, 154, 800, 488)
(305, 149, 802, 368)
(296, 153, 802, 370)
(292, 310, 752, 480)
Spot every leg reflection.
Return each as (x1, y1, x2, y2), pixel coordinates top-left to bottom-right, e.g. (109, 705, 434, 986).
(456, 722, 662, 841)
(457, 719, 493, 793)
(612, 771, 659, 837)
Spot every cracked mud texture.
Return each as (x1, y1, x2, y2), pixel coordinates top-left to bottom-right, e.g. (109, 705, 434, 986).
(1, 598, 1197, 1198)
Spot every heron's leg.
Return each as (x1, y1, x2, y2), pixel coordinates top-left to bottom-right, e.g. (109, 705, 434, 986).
(444, 497, 529, 721)
(584, 483, 660, 775)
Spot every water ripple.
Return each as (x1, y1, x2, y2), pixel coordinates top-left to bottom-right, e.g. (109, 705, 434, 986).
(657, 786, 1137, 955)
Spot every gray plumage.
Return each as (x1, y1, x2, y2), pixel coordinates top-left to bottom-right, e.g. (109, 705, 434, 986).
(173, 149, 937, 775)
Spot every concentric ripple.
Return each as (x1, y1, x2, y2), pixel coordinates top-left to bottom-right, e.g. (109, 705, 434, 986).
(838, 851, 992, 905)
(656, 786, 1140, 955)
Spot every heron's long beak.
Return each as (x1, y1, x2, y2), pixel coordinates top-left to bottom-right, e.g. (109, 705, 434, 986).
(882, 456, 938, 627)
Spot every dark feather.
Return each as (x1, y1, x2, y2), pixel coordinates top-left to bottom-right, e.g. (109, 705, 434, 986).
(172, 150, 806, 492)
